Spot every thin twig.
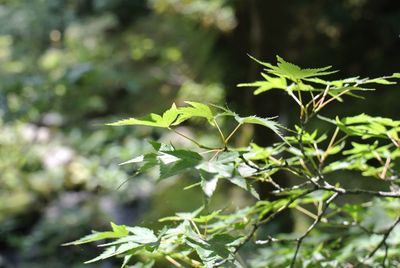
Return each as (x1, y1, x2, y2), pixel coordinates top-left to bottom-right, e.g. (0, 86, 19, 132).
(225, 123, 242, 144)
(165, 255, 182, 267)
(365, 216, 400, 261)
(290, 192, 339, 267)
(170, 128, 217, 150)
(213, 118, 226, 144)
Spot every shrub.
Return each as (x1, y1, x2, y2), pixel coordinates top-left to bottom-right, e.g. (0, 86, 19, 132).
(66, 56, 400, 267)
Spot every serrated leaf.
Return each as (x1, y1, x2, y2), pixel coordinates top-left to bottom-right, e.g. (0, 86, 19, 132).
(159, 150, 202, 179)
(63, 222, 128, 246)
(99, 235, 152, 247)
(107, 114, 165, 127)
(121, 255, 133, 268)
(238, 73, 287, 95)
(119, 155, 144, 165)
(335, 114, 400, 139)
(107, 104, 178, 128)
(197, 160, 234, 178)
(84, 246, 117, 263)
(159, 159, 195, 179)
(111, 222, 129, 236)
(85, 242, 140, 263)
(162, 150, 202, 161)
(237, 163, 258, 177)
(175, 206, 204, 220)
(162, 103, 179, 126)
(125, 226, 158, 244)
(200, 171, 219, 198)
(234, 115, 287, 144)
(185, 234, 239, 268)
(262, 56, 337, 81)
(365, 78, 396, 85)
(228, 176, 259, 199)
(63, 232, 123, 246)
(149, 141, 174, 151)
(174, 101, 214, 125)
(247, 54, 275, 69)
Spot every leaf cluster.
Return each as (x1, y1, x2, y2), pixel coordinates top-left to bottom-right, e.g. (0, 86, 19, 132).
(67, 56, 400, 267)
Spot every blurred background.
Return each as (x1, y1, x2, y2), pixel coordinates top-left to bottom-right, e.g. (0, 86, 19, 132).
(0, 0, 399, 267)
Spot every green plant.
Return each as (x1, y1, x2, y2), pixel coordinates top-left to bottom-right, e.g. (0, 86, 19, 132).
(65, 56, 400, 267)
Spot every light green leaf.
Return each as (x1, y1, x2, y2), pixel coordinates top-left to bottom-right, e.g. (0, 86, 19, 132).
(119, 155, 144, 165)
(125, 226, 158, 244)
(161, 103, 179, 126)
(63, 222, 128, 246)
(335, 114, 400, 139)
(121, 255, 133, 268)
(176, 206, 204, 220)
(85, 242, 140, 263)
(365, 78, 396, 85)
(234, 115, 287, 143)
(238, 73, 287, 95)
(100, 227, 158, 247)
(107, 114, 165, 127)
(174, 101, 214, 125)
(111, 222, 129, 236)
(264, 56, 337, 81)
(107, 104, 178, 128)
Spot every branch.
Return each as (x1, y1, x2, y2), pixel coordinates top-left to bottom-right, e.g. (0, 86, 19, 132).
(320, 183, 400, 198)
(232, 188, 317, 257)
(362, 216, 400, 266)
(290, 192, 339, 267)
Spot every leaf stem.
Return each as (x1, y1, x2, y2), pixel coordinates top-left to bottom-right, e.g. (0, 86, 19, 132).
(165, 255, 182, 267)
(225, 123, 242, 144)
(169, 128, 215, 150)
(213, 118, 226, 144)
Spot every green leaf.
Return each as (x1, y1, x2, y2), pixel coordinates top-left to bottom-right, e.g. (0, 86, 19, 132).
(228, 176, 259, 199)
(159, 149, 203, 179)
(111, 222, 130, 236)
(162, 103, 179, 126)
(174, 101, 214, 125)
(365, 78, 396, 85)
(107, 103, 179, 128)
(100, 227, 158, 246)
(85, 242, 141, 263)
(185, 234, 240, 268)
(335, 114, 400, 139)
(63, 222, 129, 246)
(149, 141, 174, 151)
(263, 56, 337, 81)
(120, 143, 203, 179)
(107, 114, 165, 127)
(234, 115, 287, 143)
(237, 73, 287, 95)
(200, 171, 219, 198)
(121, 255, 133, 268)
(176, 206, 204, 220)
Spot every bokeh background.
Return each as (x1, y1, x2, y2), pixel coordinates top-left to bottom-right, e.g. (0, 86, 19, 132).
(0, 0, 399, 267)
